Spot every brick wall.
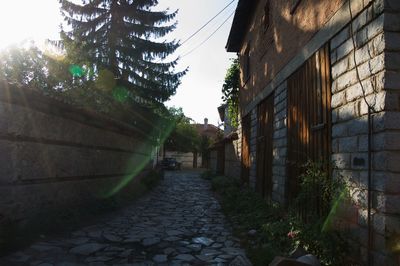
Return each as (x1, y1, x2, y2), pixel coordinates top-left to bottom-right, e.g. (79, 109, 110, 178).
(0, 84, 154, 236)
(238, 0, 346, 108)
(330, 0, 400, 263)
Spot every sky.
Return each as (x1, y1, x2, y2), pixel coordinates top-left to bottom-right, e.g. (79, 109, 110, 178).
(0, 0, 238, 126)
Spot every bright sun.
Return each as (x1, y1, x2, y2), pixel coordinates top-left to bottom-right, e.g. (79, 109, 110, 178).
(0, 0, 62, 50)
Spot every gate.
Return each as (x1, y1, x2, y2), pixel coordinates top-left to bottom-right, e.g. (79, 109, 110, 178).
(256, 94, 274, 199)
(287, 44, 332, 207)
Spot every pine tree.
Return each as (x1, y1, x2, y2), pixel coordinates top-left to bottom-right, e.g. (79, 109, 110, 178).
(59, 0, 185, 103)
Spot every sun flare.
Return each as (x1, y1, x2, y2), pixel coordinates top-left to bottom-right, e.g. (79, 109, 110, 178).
(0, 0, 62, 50)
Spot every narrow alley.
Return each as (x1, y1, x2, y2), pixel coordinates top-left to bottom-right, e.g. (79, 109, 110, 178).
(1, 171, 251, 266)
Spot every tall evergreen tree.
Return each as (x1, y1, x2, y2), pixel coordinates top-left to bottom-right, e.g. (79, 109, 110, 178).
(59, 0, 185, 103)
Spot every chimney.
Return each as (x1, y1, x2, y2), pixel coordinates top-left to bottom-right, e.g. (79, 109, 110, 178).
(204, 118, 208, 130)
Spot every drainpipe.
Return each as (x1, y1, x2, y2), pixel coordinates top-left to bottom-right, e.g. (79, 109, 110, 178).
(348, 1, 375, 264)
(367, 107, 373, 266)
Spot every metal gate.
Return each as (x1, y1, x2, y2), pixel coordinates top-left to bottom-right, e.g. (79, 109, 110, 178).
(241, 114, 251, 185)
(256, 94, 274, 199)
(287, 44, 332, 204)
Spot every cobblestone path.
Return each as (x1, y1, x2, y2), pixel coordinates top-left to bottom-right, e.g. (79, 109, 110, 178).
(1, 170, 251, 266)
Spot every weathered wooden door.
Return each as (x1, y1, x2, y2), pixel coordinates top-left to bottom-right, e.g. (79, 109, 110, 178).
(287, 44, 332, 203)
(241, 114, 251, 184)
(256, 94, 274, 199)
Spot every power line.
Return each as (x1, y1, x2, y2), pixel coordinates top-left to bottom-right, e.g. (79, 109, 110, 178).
(179, 0, 236, 46)
(181, 10, 235, 58)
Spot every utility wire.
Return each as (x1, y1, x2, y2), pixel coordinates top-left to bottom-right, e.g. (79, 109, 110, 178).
(179, 0, 236, 46)
(181, 10, 235, 58)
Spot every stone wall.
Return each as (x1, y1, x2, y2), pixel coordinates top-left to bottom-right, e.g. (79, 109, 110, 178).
(248, 109, 258, 189)
(329, 1, 399, 263)
(224, 141, 241, 179)
(0, 84, 154, 235)
(271, 82, 288, 204)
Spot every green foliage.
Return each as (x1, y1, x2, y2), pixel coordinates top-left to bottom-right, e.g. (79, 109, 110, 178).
(164, 107, 201, 153)
(295, 160, 345, 220)
(209, 162, 350, 266)
(200, 169, 215, 180)
(0, 45, 71, 91)
(221, 57, 240, 128)
(59, 0, 186, 103)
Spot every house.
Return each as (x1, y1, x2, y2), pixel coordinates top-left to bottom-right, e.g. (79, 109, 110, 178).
(159, 118, 221, 168)
(226, 0, 399, 264)
(209, 104, 241, 178)
(194, 118, 223, 168)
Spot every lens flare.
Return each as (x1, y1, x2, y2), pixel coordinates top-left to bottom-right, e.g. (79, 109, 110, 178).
(322, 188, 348, 232)
(69, 64, 85, 77)
(103, 116, 176, 198)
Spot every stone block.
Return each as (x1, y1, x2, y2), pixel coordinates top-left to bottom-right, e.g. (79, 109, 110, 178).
(384, 12, 400, 31)
(373, 151, 400, 172)
(358, 92, 385, 115)
(275, 109, 287, 120)
(338, 102, 358, 122)
(337, 38, 356, 62)
(275, 101, 286, 113)
(348, 116, 368, 136)
(384, 0, 400, 11)
(374, 131, 400, 150)
(273, 138, 287, 148)
(358, 14, 384, 47)
(357, 53, 385, 80)
(332, 138, 339, 153)
(377, 194, 400, 214)
(385, 70, 400, 90)
(274, 128, 287, 139)
(331, 26, 350, 50)
(339, 136, 358, 152)
(332, 122, 348, 137)
(358, 135, 368, 152)
(351, 152, 369, 170)
(372, 171, 400, 193)
(332, 90, 347, 108)
(385, 52, 400, 71)
(330, 49, 338, 64)
(352, 7, 369, 33)
(332, 57, 350, 79)
(334, 69, 357, 93)
(373, 111, 400, 131)
(332, 153, 351, 169)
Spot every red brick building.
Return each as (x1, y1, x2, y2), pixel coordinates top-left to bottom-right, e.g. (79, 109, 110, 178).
(226, 0, 400, 264)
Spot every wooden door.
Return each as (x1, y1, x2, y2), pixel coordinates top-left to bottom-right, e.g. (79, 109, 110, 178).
(241, 114, 251, 185)
(256, 94, 274, 199)
(287, 44, 332, 203)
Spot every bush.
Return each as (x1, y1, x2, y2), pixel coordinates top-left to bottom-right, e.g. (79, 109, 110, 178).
(209, 161, 350, 266)
(200, 170, 214, 180)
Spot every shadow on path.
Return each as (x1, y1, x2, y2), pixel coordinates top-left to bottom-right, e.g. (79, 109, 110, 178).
(1, 170, 251, 266)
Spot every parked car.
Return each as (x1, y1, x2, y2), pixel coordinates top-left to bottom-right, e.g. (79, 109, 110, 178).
(160, 158, 181, 170)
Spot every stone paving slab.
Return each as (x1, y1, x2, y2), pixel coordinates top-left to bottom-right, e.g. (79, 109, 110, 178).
(0, 170, 252, 265)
